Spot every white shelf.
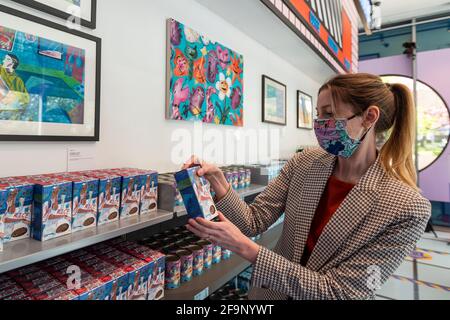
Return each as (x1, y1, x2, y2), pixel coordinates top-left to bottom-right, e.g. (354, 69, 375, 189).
(0, 210, 174, 273)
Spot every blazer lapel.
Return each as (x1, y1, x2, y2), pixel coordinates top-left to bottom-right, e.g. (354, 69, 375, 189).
(291, 152, 336, 262)
(306, 158, 385, 271)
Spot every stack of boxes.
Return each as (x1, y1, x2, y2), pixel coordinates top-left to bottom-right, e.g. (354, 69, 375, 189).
(0, 168, 159, 246)
(0, 238, 165, 300)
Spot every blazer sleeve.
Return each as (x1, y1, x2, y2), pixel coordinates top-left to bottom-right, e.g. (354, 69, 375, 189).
(215, 154, 300, 238)
(250, 198, 431, 300)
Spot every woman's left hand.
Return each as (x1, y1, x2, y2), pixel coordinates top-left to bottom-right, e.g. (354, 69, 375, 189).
(186, 212, 261, 264)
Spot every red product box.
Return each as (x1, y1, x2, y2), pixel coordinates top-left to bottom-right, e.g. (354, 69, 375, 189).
(38, 257, 67, 268)
(86, 243, 116, 255)
(67, 253, 97, 265)
(12, 270, 49, 282)
(32, 285, 71, 300)
(118, 244, 156, 263)
(96, 248, 124, 260)
(43, 260, 74, 273)
(81, 261, 119, 279)
(17, 273, 54, 286)
(23, 278, 62, 295)
(0, 279, 18, 291)
(0, 274, 11, 282)
(53, 269, 103, 292)
(63, 249, 89, 260)
(3, 291, 34, 300)
(7, 264, 40, 277)
(0, 284, 24, 299)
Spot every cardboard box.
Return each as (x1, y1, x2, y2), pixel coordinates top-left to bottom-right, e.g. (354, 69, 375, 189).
(174, 167, 218, 221)
(62, 175, 99, 232)
(31, 179, 73, 241)
(82, 172, 121, 226)
(0, 181, 34, 243)
(137, 170, 158, 216)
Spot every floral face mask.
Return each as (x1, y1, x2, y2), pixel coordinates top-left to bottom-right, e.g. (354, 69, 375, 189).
(314, 115, 370, 159)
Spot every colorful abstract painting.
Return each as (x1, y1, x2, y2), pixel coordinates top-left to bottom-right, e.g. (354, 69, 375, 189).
(166, 19, 244, 127)
(0, 25, 86, 124)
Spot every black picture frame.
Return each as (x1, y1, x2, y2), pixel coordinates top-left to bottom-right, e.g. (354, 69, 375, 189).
(262, 75, 287, 126)
(0, 4, 101, 142)
(11, 0, 97, 29)
(297, 90, 314, 130)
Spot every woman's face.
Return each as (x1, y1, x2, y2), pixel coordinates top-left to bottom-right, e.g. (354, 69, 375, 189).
(317, 89, 366, 140)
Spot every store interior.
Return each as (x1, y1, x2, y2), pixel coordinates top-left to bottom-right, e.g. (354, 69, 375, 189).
(0, 0, 448, 301)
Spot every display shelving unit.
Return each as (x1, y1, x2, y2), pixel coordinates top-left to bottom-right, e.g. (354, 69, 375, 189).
(163, 223, 282, 300)
(0, 184, 269, 274)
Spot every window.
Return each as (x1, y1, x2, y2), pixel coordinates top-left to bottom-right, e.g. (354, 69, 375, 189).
(381, 75, 450, 171)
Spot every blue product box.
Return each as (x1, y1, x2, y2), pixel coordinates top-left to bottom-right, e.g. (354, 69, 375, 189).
(147, 251, 165, 300)
(127, 260, 154, 300)
(174, 167, 218, 221)
(83, 172, 121, 226)
(138, 171, 158, 216)
(58, 175, 99, 232)
(32, 179, 73, 241)
(0, 182, 34, 243)
(119, 174, 142, 219)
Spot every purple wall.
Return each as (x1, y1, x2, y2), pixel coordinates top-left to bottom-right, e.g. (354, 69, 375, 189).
(359, 48, 450, 203)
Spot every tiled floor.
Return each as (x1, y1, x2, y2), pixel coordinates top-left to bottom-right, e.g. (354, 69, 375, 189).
(376, 231, 450, 300)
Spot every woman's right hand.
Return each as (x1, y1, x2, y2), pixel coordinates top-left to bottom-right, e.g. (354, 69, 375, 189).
(182, 156, 230, 201)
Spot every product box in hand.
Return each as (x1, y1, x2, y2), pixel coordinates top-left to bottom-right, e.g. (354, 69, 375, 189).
(31, 179, 73, 241)
(174, 166, 218, 221)
(55, 174, 99, 232)
(82, 172, 121, 225)
(158, 173, 185, 214)
(0, 181, 34, 243)
(137, 170, 158, 216)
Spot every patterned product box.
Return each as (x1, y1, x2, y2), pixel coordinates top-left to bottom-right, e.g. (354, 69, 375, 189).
(12, 269, 49, 283)
(174, 167, 218, 221)
(82, 172, 121, 225)
(127, 260, 154, 301)
(38, 256, 67, 268)
(137, 170, 158, 216)
(21, 277, 62, 296)
(114, 171, 143, 219)
(0, 279, 18, 291)
(0, 181, 34, 243)
(51, 268, 102, 292)
(32, 284, 76, 300)
(0, 284, 23, 299)
(147, 250, 165, 300)
(31, 179, 73, 241)
(3, 290, 34, 300)
(7, 264, 40, 277)
(158, 174, 185, 214)
(61, 174, 99, 232)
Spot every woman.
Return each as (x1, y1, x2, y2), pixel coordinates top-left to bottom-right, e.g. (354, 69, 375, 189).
(184, 73, 431, 300)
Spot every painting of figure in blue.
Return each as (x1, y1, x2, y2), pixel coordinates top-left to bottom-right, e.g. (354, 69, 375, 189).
(0, 24, 85, 124)
(167, 19, 244, 127)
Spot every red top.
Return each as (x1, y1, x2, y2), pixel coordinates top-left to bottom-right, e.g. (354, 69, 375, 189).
(300, 175, 356, 267)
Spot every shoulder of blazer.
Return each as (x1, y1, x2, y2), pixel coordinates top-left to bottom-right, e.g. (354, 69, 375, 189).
(377, 174, 432, 222)
(290, 147, 332, 171)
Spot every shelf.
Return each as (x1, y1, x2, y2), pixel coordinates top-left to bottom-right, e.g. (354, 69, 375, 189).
(163, 223, 283, 300)
(0, 210, 174, 273)
(236, 184, 266, 199)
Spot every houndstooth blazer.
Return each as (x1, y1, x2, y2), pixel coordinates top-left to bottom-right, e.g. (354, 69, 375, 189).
(215, 147, 431, 300)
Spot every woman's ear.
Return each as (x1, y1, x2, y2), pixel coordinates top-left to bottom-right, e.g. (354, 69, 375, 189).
(364, 106, 380, 128)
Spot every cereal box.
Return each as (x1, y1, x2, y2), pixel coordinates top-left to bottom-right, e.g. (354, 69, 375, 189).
(82, 173, 121, 225)
(137, 171, 158, 216)
(118, 172, 142, 219)
(0, 182, 34, 243)
(32, 179, 73, 241)
(174, 167, 218, 221)
(147, 250, 165, 300)
(62, 175, 99, 232)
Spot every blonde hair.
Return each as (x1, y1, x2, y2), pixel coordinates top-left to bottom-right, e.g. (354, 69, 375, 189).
(319, 73, 418, 191)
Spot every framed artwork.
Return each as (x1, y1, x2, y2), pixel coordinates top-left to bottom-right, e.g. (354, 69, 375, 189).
(11, 0, 97, 29)
(0, 4, 101, 141)
(297, 90, 313, 130)
(262, 75, 286, 126)
(166, 18, 244, 127)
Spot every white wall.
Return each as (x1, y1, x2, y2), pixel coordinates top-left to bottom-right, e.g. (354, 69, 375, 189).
(0, 0, 328, 178)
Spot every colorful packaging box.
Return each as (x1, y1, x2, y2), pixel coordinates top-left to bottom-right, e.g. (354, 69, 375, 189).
(117, 172, 142, 219)
(31, 179, 73, 241)
(82, 172, 121, 226)
(174, 167, 218, 221)
(0, 181, 34, 243)
(58, 175, 99, 232)
(147, 250, 165, 300)
(137, 170, 158, 216)
(0, 186, 6, 252)
(127, 260, 154, 300)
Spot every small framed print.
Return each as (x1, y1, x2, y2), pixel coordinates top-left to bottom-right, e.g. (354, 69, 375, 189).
(262, 75, 287, 126)
(11, 0, 97, 29)
(0, 4, 101, 141)
(297, 90, 313, 130)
